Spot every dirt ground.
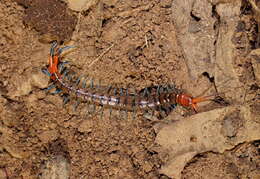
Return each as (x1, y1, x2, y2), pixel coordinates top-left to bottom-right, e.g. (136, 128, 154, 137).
(0, 0, 259, 179)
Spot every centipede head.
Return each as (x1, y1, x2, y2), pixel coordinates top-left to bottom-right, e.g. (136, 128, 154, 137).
(46, 41, 75, 80)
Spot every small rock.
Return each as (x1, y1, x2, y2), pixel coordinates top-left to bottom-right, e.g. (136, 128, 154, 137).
(155, 105, 260, 179)
(78, 120, 93, 133)
(38, 130, 59, 143)
(31, 71, 49, 89)
(13, 80, 32, 97)
(0, 168, 7, 179)
(250, 50, 260, 85)
(40, 155, 70, 179)
(110, 153, 120, 162)
(143, 161, 153, 173)
(67, 0, 99, 11)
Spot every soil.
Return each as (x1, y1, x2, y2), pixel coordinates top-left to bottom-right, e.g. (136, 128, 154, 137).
(0, 0, 259, 179)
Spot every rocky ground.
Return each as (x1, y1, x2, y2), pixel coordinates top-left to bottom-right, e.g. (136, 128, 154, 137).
(0, 0, 259, 178)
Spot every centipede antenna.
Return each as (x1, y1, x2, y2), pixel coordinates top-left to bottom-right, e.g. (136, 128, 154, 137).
(41, 68, 51, 76)
(50, 41, 58, 56)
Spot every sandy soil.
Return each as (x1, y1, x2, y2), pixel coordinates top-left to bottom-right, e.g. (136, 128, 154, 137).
(0, 0, 259, 178)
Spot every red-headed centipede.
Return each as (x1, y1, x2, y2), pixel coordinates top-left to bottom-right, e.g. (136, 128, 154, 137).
(42, 41, 213, 119)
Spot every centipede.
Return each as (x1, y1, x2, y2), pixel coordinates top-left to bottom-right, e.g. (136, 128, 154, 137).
(42, 41, 212, 119)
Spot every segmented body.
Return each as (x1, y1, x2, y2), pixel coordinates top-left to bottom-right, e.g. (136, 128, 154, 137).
(42, 42, 209, 117)
(52, 64, 179, 112)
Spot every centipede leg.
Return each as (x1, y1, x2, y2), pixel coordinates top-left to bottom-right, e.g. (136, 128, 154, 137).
(73, 99, 80, 111)
(88, 103, 96, 115)
(132, 110, 136, 120)
(44, 84, 56, 91)
(118, 88, 124, 119)
(130, 89, 137, 120)
(97, 79, 101, 89)
(41, 68, 51, 76)
(62, 69, 70, 80)
(99, 105, 104, 120)
(156, 86, 160, 95)
(63, 95, 70, 105)
(123, 109, 128, 120)
(57, 45, 75, 55)
(142, 87, 150, 97)
(51, 88, 62, 95)
(90, 78, 94, 88)
(109, 107, 113, 119)
(67, 72, 76, 82)
(81, 77, 87, 89)
(124, 88, 129, 120)
(58, 62, 69, 74)
(158, 105, 165, 118)
(75, 75, 84, 88)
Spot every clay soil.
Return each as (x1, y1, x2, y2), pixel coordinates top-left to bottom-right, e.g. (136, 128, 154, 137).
(0, 0, 259, 179)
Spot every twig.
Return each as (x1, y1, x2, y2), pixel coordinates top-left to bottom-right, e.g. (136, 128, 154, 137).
(145, 34, 149, 48)
(75, 12, 82, 34)
(248, 0, 260, 14)
(88, 44, 114, 67)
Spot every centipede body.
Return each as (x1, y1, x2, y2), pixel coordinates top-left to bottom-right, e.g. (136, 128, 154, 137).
(42, 41, 211, 118)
